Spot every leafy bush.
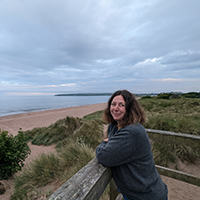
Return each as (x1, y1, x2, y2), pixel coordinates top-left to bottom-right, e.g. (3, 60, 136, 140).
(141, 95, 152, 99)
(170, 94, 180, 99)
(181, 92, 200, 98)
(0, 129, 30, 180)
(157, 93, 173, 99)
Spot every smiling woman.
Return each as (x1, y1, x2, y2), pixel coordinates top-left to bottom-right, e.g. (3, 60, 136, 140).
(96, 90, 168, 200)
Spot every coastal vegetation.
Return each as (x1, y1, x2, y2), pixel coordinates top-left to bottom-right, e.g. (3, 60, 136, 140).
(0, 129, 30, 180)
(141, 91, 200, 99)
(3, 92, 200, 199)
(10, 117, 104, 199)
(139, 96, 200, 167)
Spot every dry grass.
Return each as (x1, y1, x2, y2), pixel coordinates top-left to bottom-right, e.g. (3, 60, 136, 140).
(139, 98, 200, 166)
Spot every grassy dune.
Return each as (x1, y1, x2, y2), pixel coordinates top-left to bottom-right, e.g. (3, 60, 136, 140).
(140, 98, 200, 166)
(10, 117, 104, 199)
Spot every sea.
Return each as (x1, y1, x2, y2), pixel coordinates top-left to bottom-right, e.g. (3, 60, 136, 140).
(0, 95, 111, 118)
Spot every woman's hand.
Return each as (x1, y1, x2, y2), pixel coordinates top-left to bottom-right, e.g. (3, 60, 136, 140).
(104, 138, 108, 142)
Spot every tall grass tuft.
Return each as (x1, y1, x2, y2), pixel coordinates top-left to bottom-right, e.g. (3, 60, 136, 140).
(11, 153, 61, 200)
(55, 119, 103, 150)
(59, 143, 95, 181)
(83, 110, 105, 125)
(11, 143, 95, 200)
(75, 120, 103, 149)
(14, 153, 60, 189)
(151, 141, 176, 167)
(24, 116, 83, 146)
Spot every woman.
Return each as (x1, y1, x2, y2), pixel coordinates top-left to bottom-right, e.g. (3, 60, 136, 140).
(96, 90, 168, 200)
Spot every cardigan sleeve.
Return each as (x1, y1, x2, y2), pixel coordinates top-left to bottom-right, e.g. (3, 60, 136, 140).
(96, 127, 137, 167)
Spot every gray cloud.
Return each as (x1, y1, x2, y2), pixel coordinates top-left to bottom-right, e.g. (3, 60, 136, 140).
(0, 0, 200, 95)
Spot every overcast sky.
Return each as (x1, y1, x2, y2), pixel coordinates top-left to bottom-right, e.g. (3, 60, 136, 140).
(0, 0, 200, 96)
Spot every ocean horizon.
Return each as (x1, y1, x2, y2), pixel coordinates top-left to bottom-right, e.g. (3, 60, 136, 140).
(0, 95, 110, 118)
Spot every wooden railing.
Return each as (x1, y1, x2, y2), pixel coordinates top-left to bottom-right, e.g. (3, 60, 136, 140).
(48, 157, 123, 200)
(147, 129, 200, 186)
(48, 129, 200, 200)
(146, 129, 200, 148)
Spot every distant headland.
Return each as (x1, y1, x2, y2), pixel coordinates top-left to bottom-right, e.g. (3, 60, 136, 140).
(55, 93, 112, 96)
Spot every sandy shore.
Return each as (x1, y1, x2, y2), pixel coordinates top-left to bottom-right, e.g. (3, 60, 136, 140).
(0, 103, 107, 136)
(0, 103, 200, 200)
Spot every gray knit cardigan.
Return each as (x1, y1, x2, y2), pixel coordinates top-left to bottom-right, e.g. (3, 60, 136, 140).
(96, 123, 168, 200)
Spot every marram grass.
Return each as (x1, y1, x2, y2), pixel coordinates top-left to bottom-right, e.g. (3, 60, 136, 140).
(11, 143, 95, 200)
(11, 116, 101, 200)
(140, 98, 200, 166)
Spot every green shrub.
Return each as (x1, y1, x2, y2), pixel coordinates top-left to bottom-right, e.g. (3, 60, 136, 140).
(157, 93, 173, 99)
(170, 94, 180, 99)
(141, 95, 152, 99)
(0, 129, 30, 180)
(181, 92, 200, 98)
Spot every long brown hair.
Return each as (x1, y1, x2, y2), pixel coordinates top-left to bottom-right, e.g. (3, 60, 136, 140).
(103, 90, 146, 127)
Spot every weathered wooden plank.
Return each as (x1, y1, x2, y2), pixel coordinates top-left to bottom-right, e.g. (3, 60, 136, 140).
(146, 128, 200, 147)
(156, 165, 200, 186)
(48, 157, 111, 200)
(84, 165, 111, 200)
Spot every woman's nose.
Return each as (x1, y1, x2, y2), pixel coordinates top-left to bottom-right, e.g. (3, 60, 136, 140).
(114, 105, 119, 110)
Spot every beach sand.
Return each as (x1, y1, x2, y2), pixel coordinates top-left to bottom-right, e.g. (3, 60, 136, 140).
(0, 103, 200, 200)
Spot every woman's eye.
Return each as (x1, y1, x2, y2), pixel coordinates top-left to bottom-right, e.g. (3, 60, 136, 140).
(111, 103, 125, 107)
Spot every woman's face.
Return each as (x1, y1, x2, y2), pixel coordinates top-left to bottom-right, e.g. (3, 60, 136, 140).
(110, 95, 126, 124)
